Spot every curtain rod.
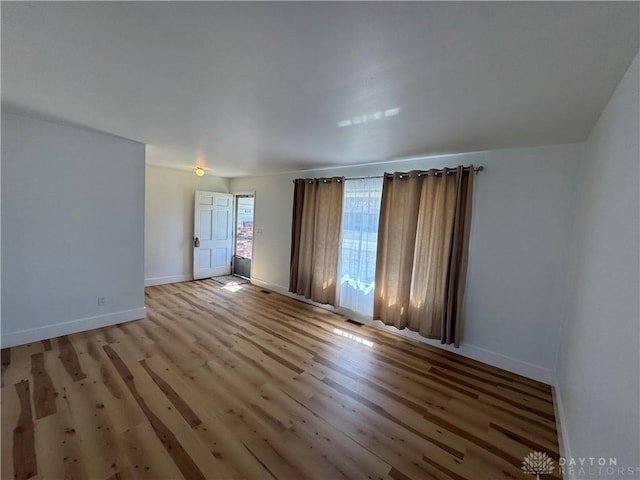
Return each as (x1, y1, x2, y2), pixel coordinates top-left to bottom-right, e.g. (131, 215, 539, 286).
(292, 165, 484, 183)
(351, 165, 483, 181)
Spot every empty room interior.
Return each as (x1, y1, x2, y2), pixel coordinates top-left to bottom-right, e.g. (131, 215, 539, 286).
(1, 2, 639, 480)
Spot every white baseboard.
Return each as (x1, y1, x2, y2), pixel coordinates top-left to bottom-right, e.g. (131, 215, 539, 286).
(250, 278, 340, 311)
(1, 307, 147, 348)
(419, 339, 555, 384)
(250, 277, 554, 384)
(351, 316, 554, 384)
(249, 278, 290, 294)
(144, 274, 193, 287)
(552, 375, 573, 479)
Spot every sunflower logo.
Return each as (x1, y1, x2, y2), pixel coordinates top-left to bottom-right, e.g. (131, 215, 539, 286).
(522, 451, 555, 479)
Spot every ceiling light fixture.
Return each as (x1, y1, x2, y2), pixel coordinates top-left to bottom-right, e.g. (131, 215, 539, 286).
(195, 167, 205, 177)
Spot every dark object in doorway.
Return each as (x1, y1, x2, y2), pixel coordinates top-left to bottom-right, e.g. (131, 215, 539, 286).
(345, 319, 364, 326)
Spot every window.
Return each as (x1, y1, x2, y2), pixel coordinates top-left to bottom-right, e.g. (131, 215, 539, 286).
(235, 195, 254, 259)
(339, 177, 383, 317)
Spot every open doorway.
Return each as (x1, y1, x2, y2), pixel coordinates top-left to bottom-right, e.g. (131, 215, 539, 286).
(232, 194, 254, 279)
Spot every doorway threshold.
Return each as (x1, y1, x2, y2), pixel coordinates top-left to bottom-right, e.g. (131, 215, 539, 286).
(211, 275, 249, 287)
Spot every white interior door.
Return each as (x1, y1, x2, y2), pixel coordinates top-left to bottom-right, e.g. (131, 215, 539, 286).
(193, 191, 234, 279)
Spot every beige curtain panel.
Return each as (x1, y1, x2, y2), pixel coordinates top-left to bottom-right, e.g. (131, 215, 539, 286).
(289, 177, 344, 306)
(374, 166, 474, 346)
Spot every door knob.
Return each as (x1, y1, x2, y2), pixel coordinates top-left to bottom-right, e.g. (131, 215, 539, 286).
(194, 237, 200, 248)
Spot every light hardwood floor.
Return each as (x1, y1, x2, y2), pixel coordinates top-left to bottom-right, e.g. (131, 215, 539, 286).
(1, 280, 560, 480)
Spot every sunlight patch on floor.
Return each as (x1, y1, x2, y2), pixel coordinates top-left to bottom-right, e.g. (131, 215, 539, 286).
(222, 284, 244, 292)
(333, 328, 374, 347)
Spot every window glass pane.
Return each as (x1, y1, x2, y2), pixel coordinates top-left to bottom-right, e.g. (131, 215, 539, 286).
(235, 196, 254, 259)
(339, 177, 383, 316)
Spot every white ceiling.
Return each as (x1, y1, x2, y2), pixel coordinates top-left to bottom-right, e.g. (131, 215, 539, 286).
(2, 2, 638, 177)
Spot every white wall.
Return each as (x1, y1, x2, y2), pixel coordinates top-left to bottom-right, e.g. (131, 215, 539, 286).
(231, 142, 582, 382)
(1, 112, 146, 347)
(556, 53, 639, 475)
(145, 165, 229, 286)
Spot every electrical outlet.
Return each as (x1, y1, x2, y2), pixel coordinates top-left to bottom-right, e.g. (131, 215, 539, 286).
(97, 296, 106, 306)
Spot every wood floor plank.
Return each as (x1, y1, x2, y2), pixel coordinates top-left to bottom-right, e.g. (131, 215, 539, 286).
(2, 345, 34, 389)
(1, 347, 11, 388)
(56, 336, 87, 382)
(30, 353, 59, 420)
(33, 401, 89, 479)
(301, 385, 440, 480)
(55, 379, 127, 479)
(103, 344, 208, 480)
(1, 382, 20, 479)
(140, 356, 277, 479)
(13, 380, 37, 480)
(0, 280, 560, 479)
(116, 422, 186, 479)
(260, 381, 393, 480)
(224, 399, 353, 480)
